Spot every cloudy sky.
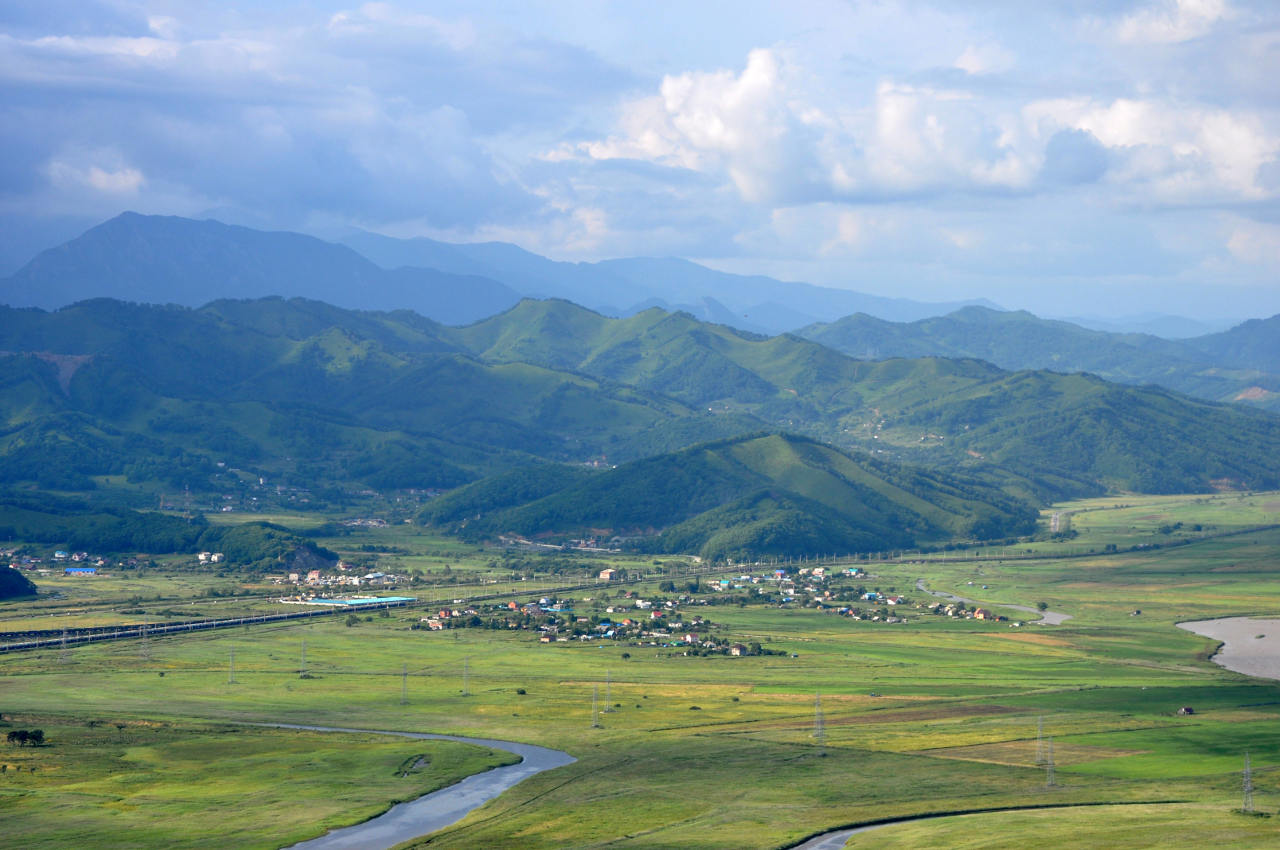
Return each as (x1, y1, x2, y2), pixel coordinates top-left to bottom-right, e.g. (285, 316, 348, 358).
(2, 0, 1278, 319)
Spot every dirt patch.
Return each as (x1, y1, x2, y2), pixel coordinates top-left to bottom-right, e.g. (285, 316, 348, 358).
(989, 632, 1074, 649)
(1234, 386, 1273, 401)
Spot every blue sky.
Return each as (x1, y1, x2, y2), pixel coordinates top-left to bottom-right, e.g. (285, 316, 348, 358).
(2, 0, 1278, 318)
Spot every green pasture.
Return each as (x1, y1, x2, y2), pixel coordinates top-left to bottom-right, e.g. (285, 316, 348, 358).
(0, 716, 516, 850)
(3, 492, 1280, 847)
(843, 803, 1280, 849)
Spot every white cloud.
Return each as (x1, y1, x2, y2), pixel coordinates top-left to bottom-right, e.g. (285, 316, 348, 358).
(1024, 96, 1278, 203)
(1114, 0, 1233, 44)
(45, 154, 145, 195)
(327, 3, 476, 50)
(1227, 217, 1280, 266)
(954, 42, 1015, 75)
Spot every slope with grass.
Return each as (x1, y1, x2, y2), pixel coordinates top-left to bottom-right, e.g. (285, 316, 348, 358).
(799, 306, 1280, 410)
(422, 432, 1038, 558)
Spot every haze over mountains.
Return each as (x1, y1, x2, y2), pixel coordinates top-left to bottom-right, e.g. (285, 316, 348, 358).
(3, 213, 1003, 332)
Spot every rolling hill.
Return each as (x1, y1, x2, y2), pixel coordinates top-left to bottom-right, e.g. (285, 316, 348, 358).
(2, 296, 1280, 555)
(420, 433, 1038, 559)
(799, 306, 1280, 411)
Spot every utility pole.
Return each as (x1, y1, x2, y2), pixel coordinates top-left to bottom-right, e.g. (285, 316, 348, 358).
(1035, 716, 1045, 765)
(400, 663, 408, 706)
(813, 693, 826, 756)
(1243, 752, 1254, 813)
(1045, 737, 1056, 788)
(300, 638, 307, 677)
(228, 647, 236, 684)
(591, 684, 601, 728)
(462, 656, 470, 696)
(604, 669, 614, 712)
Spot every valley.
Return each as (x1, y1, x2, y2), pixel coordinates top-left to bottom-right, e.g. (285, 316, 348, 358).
(3, 494, 1280, 848)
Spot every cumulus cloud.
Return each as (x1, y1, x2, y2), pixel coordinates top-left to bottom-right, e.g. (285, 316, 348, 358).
(1114, 0, 1233, 44)
(1, 1, 1277, 315)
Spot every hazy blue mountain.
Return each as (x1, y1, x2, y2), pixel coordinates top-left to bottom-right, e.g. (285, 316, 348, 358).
(1059, 313, 1238, 339)
(800, 306, 1280, 411)
(1183, 314, 1280, 373)
(2, 213, 522, 325)
(341, 228, 998, 332)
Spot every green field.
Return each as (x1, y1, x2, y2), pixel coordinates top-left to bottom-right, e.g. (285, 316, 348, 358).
(3, 493, 1280, 848)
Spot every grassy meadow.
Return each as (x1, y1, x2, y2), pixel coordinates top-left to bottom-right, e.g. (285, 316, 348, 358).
(2, 493, 1280, 848)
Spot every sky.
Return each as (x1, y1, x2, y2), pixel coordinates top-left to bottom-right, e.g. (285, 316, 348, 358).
(2, 0, 1279, 319)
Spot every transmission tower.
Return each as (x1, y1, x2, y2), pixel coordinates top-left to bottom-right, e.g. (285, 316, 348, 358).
(1045, 737, 1056, 788)
(139, 623, 151, 661)
(591, 684, 601, 728)
(59, 629, 69, 663)
(228, 647, 237, 684)
(1034, 716, 1046, 765)
(813, 693, 826, 756)
(1243, 752, 1254, 813)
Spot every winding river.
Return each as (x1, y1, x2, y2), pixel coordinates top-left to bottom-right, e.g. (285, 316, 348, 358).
(267, 614, 1262, 850)
(269, 724, 575, 850)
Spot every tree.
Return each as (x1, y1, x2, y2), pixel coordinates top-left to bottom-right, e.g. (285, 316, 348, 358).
(1036, 601, 1049, 611)
(28, 729, 43, 746)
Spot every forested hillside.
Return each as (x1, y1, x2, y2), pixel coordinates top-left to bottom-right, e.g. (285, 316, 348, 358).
(3, 296, 1279, 557)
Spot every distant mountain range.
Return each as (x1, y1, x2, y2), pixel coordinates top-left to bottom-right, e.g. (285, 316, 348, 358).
(2, 213, 522, 326)
(2, 213, 996, 333)
(800, 307, 1280, 411)
(2, 212, 1277, 427)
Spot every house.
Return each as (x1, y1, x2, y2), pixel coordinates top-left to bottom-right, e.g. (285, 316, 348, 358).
(598, 568, 618, 581)
(64, 566, 96, 576)
(729, 643, 748, 656)
(972, 608, 995, 620)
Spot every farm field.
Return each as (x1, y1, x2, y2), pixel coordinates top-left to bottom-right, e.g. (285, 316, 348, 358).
(2, 492, 1279, 848)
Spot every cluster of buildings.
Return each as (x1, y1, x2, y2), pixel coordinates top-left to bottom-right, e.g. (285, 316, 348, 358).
(5, 548, 117, 576)
(925, 602, 1005, 621)
(270, 565, 403, 590)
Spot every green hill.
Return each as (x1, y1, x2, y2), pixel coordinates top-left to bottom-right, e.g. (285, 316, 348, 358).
(3, 295, 1279, 542)
(799, 306, 1280, 411)
(438, 299, 1280, 498)
(422, 433, 1038, 559)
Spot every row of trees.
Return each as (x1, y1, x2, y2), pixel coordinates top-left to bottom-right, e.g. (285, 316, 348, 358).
(6, 729, 44, 747)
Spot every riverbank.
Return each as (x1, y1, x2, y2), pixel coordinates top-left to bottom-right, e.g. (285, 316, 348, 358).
(267, 725, 575, 850)
(1178, 616, 1280, 681)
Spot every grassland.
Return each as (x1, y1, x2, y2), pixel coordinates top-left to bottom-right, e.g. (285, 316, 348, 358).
(2, 493, 1280, 848)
